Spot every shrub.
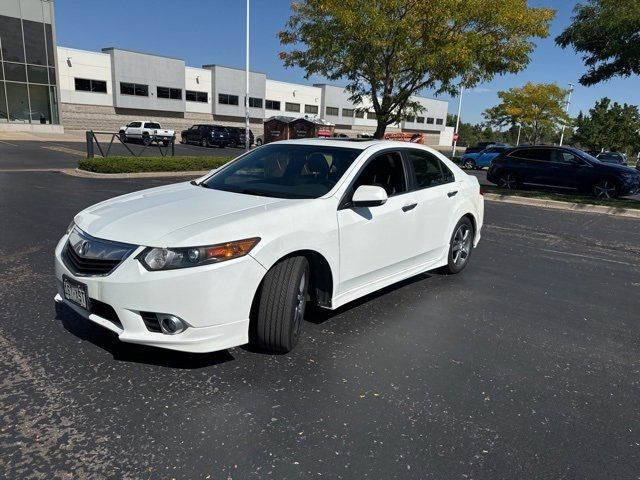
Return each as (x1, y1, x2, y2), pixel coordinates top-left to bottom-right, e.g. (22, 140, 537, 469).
(78, 156, 233, 174)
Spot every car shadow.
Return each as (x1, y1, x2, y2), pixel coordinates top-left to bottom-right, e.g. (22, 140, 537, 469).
(304, 271, 435, 325)
(54, 302, 234, 369)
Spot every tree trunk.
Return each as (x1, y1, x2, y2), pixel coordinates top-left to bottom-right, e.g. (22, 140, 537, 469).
(373, 120, 387, 139)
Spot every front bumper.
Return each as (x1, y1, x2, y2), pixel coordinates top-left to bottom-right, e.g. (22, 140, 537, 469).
(54, 235, 266, 353)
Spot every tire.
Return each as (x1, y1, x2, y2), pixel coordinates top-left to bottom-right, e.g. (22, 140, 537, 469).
(180, 135, 187, 144)
(142, 134, 151, 146)
(162, 140, 169, 147)
(463, 159, 475, 170)
(200, 138, 208, 148)
(441, 217, 474, 275)
(254, 256, 309, 353)
(119, 131, 127, 143)
(592, 178, 619, 199)
(497, 171, 520, 190)
(256, 138, 263, 146)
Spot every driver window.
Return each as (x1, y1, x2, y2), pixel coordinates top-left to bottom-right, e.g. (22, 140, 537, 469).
(353, 152, 407, 197)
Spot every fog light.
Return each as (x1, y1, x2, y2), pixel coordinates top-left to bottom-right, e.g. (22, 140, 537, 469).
(158, 314, 186, 335)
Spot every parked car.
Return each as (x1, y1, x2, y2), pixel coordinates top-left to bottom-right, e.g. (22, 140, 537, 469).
(119, 121, 174, 146)
(181, 124, 229, 148)
(461, 145, 510, 170)
(487, 145, 640, 198)
(463, 142, 505, 155)
(54, 140, 484, 354)
(596, 151, 628, 166)
(225, 126, 254, 148)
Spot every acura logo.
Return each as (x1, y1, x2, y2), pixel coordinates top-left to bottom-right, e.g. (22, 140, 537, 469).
(76, 240, 90, 256)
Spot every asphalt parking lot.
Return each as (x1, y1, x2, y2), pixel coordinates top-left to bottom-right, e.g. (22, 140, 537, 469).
(1, 170, 639, 479)
(0, 138, 245, 170)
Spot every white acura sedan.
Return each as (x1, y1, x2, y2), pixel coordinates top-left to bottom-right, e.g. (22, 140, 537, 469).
(55, 140, 483, 353)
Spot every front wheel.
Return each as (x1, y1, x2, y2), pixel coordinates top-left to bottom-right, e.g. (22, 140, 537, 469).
(200, 138, 208, 148)
(441, 217, 474, 275)
(142, 135, 151, 146)
(463, 159, 475, 170)
(180, 135, 187, 144)
(254, 256, 309, 353)
(256, 138, 263, 146)
(592, 179, 619, 199)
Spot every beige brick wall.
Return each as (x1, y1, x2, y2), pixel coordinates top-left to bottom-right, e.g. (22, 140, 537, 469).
(60, 103, 265, 137)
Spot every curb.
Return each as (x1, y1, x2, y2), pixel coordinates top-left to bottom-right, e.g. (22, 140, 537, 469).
(484, 193, 640, 219)
(63, 168, 209, 179)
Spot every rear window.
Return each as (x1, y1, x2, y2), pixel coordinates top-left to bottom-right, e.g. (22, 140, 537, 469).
(145, 122, 161, 129)
(509, 148, 550, 161)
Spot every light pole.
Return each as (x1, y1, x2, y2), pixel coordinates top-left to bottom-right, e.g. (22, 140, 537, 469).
(559, 82, 574, 146)
(516, 124, 522, 146)
(244, 0, 250, 151)
(452, 85, 464, 157)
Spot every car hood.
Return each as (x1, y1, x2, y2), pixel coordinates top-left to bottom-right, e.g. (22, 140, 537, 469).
(596, 162, 638, 174)
(74, 182, 286, 246)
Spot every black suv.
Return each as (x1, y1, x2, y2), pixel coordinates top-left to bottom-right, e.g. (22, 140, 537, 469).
(487, 146, 640, 198)
(181, 125, 229, 148)
(225, 127, 254, 148)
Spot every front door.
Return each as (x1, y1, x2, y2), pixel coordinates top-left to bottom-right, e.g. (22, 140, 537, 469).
(337, 151, 421, 295)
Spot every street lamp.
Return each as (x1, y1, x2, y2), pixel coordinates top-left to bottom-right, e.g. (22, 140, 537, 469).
(559, 82, 574, 146)
(452, 85, 464, 157)
(245, 0, 250, 151)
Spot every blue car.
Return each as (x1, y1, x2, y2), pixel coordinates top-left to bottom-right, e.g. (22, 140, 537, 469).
(462, 145, 510, 170)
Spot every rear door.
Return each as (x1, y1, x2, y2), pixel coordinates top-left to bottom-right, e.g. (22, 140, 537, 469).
(507, 148, 550, 185)
(403, 148, 458, 264)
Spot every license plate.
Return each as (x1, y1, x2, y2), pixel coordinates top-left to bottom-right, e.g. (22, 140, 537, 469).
(63, 275, 89, 310)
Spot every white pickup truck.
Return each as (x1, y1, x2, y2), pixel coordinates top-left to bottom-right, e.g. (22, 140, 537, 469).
(119, 121, 175, 146)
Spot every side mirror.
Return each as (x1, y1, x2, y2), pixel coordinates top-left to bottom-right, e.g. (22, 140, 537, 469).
(352, 185, 388, 207)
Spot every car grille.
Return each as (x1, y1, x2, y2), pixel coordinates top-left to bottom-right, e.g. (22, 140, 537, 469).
(62, 227, 136, 276)
(140, 312, 162, 333)
(90, 299, 122, 328)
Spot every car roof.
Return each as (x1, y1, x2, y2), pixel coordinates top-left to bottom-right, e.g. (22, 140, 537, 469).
(273, 139, 390, 150)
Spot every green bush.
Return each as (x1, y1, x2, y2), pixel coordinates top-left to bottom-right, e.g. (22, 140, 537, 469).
(78, 156, 233, 174)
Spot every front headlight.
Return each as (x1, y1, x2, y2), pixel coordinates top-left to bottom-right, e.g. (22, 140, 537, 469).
(138, 237, 260, 271)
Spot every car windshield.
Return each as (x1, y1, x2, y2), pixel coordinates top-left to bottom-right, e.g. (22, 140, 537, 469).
(576, 149, 602, 163)
(202, 144, 362, 199)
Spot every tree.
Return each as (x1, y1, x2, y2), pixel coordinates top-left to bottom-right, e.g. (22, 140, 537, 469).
(573, 98, 640, 154)
(556, 0, 640, 86)
(279, 0, 554, 138)
(483, 83, 570, 145)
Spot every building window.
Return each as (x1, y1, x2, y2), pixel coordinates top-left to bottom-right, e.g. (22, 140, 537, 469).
(157, 86, 182, 100)
(305, 104, 319, 115)
(426, 117, 435, 124)
(218, 93, 239, 105)
(265, 99, 281, 110)
(285, 102, 301, 112)
(367, 111, 377, 120)
(417, 116, 425, 123)
(120, 82, 148, 96)
(0, 13, 59, 125)
(75, 78, 107, 93)
(406, 115, 415, 123)
(436, 118, 444, 125)
(354, 110, 365, 118)
(249, 97, 263, 108)
(186, 90, 208, 103)
(342, 108, 354, 117)
(325, 106, 339, 116)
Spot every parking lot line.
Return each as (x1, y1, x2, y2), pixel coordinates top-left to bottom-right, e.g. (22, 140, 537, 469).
(42, 144, 86, 156)
(0, 140, 19, 147)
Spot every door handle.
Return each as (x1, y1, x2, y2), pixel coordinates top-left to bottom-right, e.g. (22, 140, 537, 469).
(447, 191, 458, 198)
(402, 203, 417, 212)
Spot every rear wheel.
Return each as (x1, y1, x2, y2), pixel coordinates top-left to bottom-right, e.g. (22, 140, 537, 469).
(200, 138, 208, 147)
(497, 171, 520, 190)
(254, 256, 309, 353)
(592, 178, 619, 199)
(441, 217, 474, 274)
(142, 134, 151, 146)
(256, 138, 263, 146)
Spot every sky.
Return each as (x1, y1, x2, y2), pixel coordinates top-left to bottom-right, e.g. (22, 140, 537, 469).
(54, 0, 640, 125)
